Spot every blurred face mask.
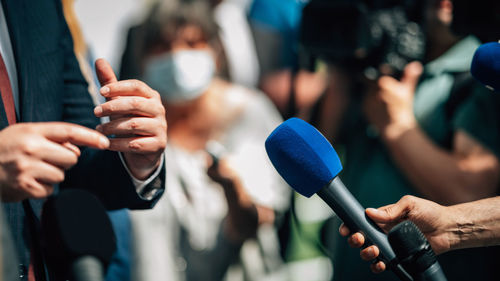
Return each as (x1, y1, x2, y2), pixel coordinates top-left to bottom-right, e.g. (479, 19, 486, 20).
(143, 50, 215, 103)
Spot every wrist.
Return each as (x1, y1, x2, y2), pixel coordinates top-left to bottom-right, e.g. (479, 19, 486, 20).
(223, 204, 259, 242)
(123, 152, 162, 180)
(381, 117, 418, 142)
(445, 204, 479, 252)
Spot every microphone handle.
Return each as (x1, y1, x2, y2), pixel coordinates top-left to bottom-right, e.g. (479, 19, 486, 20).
(71, 256, 105, 281)
(317, 177, 413, 281)
(415, 263, 447, 281)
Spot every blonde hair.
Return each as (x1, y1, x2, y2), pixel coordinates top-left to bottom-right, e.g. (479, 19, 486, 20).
(62, 0, 87, 57)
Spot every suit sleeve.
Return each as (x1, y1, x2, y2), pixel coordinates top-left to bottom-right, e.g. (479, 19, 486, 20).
(54, 0, 164, 210)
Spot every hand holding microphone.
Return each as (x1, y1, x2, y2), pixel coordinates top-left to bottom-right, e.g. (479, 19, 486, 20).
(342, 40, 500, 274)
(265, 117, 412, 281)
(339, 195, 454, 273)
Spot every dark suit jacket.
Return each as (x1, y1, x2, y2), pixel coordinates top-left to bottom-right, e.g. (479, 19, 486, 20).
(0, 0, 164, 280)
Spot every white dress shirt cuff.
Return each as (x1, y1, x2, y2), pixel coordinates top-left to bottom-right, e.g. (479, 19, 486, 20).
(118, 152, 165, 200)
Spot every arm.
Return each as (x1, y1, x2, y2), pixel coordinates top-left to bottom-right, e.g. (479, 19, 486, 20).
(340, 195, 500, 273)
(207, 157, 261, 243)
(61, 59, 167, 209)
(447, 196, 500, 250)
(57, 1, 166, 209)
(383, 128, 499, 205)
(176, 157, 270, 281)
(365, 62, 500, 205)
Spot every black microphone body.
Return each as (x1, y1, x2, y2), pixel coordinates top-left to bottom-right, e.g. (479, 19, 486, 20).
(41, 189, 116, 281)
(318, 177, 412, 281)
(71, 256, 105, 281)
(416, 263, 447, 281)
(265, 118, 412, 281)
(389, 221, 447, 281)
(318, 178, 396, 263)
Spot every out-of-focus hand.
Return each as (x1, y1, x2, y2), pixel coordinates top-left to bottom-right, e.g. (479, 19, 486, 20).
(94, 59, 167, 180)
(207, 156, 258, 241)
(0, 122, 109, 202)
(363, 62, 423, 140)
(207, 156, 239, 188)
(339, 195, 453, 273)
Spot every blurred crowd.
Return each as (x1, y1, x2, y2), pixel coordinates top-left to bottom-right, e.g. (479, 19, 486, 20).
(58, 0, 500, 281)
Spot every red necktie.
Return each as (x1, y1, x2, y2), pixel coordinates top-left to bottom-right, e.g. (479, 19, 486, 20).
(0, 53, 39, 281)
(0, 51, 16, 124)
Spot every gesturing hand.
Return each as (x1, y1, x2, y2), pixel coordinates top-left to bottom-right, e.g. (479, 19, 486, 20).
(0, 122, 109, 202)
(93, 59, 167, 180)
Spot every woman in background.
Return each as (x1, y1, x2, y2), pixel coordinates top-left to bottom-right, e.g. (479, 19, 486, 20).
(124, 1, 290, 281)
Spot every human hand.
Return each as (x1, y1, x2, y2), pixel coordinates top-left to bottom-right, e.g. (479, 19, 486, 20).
(0, 122, 109, 202)
(93, 59, 167, 180)
(207, 155, 258, 241)
(363, 62, 423, 140)
(206, 155, 240, 188)
(339, 195, 453, 273)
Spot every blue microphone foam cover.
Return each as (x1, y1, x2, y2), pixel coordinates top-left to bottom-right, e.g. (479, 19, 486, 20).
(471, 42, 500, 92)
(265, 118, 343, 197)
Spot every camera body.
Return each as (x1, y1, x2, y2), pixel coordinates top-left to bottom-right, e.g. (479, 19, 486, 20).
(451, 0, 500, 43)
(299, 0, 426, 79)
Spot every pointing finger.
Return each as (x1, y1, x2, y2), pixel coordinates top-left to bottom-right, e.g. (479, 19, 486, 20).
(35, 122, 109, 149)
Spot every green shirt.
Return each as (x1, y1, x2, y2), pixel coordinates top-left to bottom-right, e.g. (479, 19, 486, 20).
(332, 36, 500, 281)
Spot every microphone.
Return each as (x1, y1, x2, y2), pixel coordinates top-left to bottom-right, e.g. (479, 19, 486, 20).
(41, 189, 116, 281)
(265, 118, 412, 281)
(470, 41, 500, 92)
(388, 221, 447, 281)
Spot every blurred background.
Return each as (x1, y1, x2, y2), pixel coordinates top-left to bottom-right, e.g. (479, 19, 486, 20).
(68, 0, 500, 281)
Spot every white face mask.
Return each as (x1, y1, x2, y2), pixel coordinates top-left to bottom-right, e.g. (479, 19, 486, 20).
(143, 50, 215, 103)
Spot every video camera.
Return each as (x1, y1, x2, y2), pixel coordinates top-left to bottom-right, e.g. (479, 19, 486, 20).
(452, 0, 500, 43)
(299, 0, 499, 80)
(299, 0, 425, 79)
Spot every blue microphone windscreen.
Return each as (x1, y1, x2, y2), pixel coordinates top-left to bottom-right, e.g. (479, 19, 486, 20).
(471, 42, 500, 92)
(265, 118, 342, 197)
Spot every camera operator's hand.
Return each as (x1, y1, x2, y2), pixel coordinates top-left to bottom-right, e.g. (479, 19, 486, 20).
(94, 59, 167, 180)
(363, 62, 423, 140)
(339, 195, 453, 273)
(0, 123, 109, 202)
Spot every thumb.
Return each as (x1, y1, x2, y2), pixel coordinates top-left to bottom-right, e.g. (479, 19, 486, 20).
(95, 58, 117, 86)
(400, 61, 423, 91)
(366, 203, 404, 224)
